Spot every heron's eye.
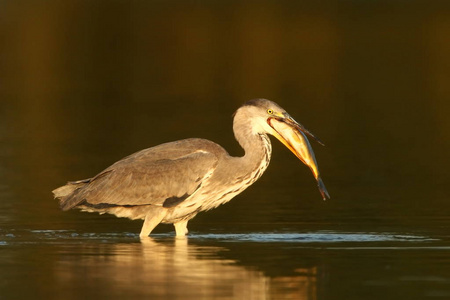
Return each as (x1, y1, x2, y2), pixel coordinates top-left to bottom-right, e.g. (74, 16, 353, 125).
(267, 109, 273, 115)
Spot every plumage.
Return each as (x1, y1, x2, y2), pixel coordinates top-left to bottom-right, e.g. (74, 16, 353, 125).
(53, 99, 330, 237)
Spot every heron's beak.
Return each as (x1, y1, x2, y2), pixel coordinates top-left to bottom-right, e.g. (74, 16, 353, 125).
(268, 115, 330, 200)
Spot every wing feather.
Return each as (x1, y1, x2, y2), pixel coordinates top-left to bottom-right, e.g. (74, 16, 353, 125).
(59, 139, 221, 210)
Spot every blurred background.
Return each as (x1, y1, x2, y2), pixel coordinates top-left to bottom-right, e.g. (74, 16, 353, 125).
(0, 0, 449, 232)
(2, 1, 450, 299)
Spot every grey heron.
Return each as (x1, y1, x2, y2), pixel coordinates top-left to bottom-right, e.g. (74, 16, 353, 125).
(53, 99, 330, 237)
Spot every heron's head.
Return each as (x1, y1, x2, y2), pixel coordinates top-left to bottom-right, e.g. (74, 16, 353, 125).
(239, 98, 324, 145)
(236, 98, 330, 200)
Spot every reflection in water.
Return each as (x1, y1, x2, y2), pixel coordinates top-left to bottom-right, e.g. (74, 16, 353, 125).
(1, 229, 449, 299)
(53, 237, 317, 300)
(2, 1, 450, 299)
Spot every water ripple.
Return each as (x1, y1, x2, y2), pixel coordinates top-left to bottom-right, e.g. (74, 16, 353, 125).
(0, 229, 441, 246)
(190, 232, 439, 243)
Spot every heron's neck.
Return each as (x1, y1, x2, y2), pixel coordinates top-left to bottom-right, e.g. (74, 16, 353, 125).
(233, 113, 272, 174)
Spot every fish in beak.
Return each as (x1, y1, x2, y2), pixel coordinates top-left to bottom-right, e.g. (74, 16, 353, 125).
(268, 114, 330, 200)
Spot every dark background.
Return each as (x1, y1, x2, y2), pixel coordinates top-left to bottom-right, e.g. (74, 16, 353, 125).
(1, 0, 449, 236)
(1, 1, 450, 299)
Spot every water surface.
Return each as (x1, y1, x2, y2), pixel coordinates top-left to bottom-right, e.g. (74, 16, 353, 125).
(1, 229, 450, 299)
(1, 0, 450, 299)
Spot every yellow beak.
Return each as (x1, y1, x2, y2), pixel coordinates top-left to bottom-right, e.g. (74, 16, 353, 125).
(268, 116, 330, 200)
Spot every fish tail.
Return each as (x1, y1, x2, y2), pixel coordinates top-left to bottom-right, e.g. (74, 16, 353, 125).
(317, 177, 330, 200)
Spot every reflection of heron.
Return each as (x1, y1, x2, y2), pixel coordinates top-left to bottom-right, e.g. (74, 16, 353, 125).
(53, 99, 330, 237)
(53, 238, 318, 300)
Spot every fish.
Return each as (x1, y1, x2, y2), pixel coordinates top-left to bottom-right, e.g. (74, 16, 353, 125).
(268, 116, 330, 200)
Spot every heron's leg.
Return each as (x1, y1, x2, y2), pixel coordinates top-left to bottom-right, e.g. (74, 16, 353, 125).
(174, 220, 189, 236)
(140, 208, 166, 238)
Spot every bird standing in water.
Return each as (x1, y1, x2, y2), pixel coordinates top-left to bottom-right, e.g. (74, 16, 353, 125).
(53, 99, 330, 237)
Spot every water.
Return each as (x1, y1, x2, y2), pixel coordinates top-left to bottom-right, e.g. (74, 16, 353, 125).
(1, 229, 450, 299)
(1, 0, 450, 299)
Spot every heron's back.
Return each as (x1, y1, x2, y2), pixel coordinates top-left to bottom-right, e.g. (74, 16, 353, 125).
(53, 138, 228, 216)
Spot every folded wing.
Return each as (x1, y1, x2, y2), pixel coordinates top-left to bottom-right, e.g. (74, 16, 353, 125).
(55, 140, 219, 211)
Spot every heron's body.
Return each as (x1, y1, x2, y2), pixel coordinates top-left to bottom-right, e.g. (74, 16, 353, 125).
(53, 99, 329, 237)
